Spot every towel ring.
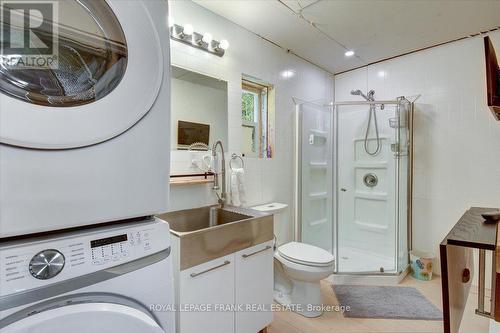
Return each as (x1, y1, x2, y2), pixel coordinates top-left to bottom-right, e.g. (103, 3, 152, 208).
(229, 153, 244, 171)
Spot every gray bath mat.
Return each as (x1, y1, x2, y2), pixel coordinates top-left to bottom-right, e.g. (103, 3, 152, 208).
(332, 285, 443, 320)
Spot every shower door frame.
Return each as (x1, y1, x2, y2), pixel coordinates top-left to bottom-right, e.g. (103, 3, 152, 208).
(294, 98, 414, 276)
(332, 98, 414, 276)
(294, 101, 335, 252)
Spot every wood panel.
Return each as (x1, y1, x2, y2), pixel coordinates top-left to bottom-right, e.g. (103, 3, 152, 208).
(440, 207, 498, 333)
(445, 207, 498, 250)
(484, 36, 500, 120)
(442, 245, 474, 333)
(495, 226, 500, 322)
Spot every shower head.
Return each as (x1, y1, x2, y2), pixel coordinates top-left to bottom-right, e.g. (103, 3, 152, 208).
(367, 90, 375, 101)
(350, 89, 375, 101)
(351, 89, 369, 101)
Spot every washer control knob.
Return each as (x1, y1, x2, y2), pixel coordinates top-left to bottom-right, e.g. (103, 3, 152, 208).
(29, 249, 65, 280)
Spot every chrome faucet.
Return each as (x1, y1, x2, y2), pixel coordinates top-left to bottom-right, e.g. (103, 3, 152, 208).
(212, 140, 226, 207)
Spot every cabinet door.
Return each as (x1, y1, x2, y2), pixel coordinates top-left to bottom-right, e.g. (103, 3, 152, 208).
(235, 241, 274, 333)
(180, 254, 235, 333)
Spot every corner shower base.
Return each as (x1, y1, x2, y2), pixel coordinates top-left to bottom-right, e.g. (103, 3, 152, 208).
(328, 246, 409, 285)
(329, 265, 410, 286)
(337, 246, 395, 273)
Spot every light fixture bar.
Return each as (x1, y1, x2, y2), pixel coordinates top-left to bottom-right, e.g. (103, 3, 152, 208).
(170, 24, 228, 57)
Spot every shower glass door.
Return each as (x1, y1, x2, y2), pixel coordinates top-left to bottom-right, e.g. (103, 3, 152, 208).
(297, 102, 333, 253)
(335, 103, 400, 273)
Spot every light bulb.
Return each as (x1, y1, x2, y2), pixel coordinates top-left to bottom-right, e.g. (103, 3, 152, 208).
(202, 32, 213, 44)
(183, 24, 194, 36)
(219, 39, 229, 50)
(344, 50, 355, 57)
(168, 16, 174, 28)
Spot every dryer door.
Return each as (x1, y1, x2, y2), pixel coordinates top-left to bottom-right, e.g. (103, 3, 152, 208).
(0, 0, 164, 149)
(1, 303, 165, 333)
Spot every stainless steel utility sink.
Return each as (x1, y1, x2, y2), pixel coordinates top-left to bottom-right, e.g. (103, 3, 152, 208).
(163, 206, 253, 234)
(157, 205, 273, 270)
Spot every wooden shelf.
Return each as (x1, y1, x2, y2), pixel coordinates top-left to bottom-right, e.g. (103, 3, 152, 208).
(170, 173, 214, 186)
(170, 177, 214, 186)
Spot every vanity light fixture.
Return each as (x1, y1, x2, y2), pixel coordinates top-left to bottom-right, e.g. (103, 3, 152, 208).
(202, 33, 213, 44)
(182, 24, 194, 36)
(170, 23, 229, 57)
(218, 39, 229, 51)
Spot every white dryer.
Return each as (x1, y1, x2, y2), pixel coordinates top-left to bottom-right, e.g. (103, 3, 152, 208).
(0, 0, 171, 237)
(0, 218, 174, 333)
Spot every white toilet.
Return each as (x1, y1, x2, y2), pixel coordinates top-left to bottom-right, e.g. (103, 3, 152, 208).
(251, 203, 335, 318)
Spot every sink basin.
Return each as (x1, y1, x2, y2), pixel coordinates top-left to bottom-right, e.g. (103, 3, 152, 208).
(157, 205, 273, 270)
(161, 206, 253, 234)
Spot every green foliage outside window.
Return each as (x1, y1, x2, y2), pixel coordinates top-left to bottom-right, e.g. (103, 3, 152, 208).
(241, 91, 255, 121)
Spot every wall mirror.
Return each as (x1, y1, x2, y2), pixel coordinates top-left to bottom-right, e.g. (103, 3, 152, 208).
(171, 66, 228, 150)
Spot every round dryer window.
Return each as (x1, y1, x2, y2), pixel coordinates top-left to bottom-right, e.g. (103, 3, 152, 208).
(0, 1, 127, 107)
(0, 0, 166, 149)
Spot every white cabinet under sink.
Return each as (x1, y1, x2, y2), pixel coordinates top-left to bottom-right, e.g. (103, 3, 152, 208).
(176, 240, 274, 333)
(235, 242, 274, 333)
(179, 254, 235, 333)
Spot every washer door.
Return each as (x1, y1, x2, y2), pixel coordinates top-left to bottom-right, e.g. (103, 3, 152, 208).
(2, 303, 165, 333)
(0, 0, 164, 149)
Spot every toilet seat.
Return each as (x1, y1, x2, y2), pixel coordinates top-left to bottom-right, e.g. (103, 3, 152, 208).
(278, 242, 334, 267)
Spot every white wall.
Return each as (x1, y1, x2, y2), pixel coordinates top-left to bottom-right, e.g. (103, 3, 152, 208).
(171, 76, 228, 149)
(335, 30, 500, 274)
(168, 1, 333, 245)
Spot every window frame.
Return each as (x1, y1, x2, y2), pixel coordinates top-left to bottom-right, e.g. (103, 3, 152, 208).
(241, 79, 272, 158)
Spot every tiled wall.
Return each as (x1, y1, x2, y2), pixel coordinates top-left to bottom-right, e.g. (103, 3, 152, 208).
(168, 1, 333, 244)
(335, 30, 500, 274)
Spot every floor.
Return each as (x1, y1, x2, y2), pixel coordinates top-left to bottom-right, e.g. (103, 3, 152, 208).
(268, 276, 490, 333)
(337, 246, 395, 273)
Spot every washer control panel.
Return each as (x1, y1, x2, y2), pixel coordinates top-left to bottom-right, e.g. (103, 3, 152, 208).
(90, 234, 129, 266)
(0, 218, 170, 297)
(29, 249, 65, 280)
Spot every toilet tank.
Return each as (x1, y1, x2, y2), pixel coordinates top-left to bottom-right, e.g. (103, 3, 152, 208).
(251, 203, 288, 244)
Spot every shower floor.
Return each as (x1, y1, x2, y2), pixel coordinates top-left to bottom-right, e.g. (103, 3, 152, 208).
(337, 246, 395, 273)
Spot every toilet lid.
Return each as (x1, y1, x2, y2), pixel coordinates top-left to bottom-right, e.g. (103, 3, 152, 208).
(278, 242, 334, 267)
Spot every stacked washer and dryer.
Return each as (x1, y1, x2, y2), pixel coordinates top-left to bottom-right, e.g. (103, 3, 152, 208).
(0, 1, 174, 332)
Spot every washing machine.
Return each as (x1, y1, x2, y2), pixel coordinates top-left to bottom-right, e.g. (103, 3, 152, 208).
(0, 0, 171, 237)
(0, 217, 174, 332)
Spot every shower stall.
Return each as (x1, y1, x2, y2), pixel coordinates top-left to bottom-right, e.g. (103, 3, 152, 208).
(294, 94, 414, 281)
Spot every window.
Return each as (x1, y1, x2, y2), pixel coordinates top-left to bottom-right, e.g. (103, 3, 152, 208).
(241, 78, 275, 158)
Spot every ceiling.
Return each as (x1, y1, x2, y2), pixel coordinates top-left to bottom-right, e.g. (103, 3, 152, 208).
(194, 0, 500, 74)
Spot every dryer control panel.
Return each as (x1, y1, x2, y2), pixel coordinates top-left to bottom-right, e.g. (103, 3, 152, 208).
(0, 218, 170, 297)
